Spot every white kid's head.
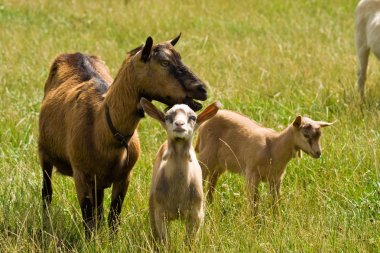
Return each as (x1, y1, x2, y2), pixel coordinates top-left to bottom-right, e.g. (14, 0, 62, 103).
(140, 98, 221, 141)
(163, 104, 197, 140)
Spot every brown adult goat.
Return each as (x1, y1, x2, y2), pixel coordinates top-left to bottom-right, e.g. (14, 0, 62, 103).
(38, 34, 208, 236)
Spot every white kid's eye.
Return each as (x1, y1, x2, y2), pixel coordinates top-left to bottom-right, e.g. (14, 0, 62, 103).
(165, 115, 172, 122)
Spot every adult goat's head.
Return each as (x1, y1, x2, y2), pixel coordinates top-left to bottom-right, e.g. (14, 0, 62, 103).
(130, 34, 207, 111)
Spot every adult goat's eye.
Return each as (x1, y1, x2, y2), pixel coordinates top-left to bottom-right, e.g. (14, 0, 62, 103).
(303, 134, 310, 139)
(160, 60, 170, 67)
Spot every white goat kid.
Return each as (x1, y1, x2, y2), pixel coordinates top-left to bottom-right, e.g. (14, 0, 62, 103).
(356, 0, 380, 97)
(195, 110, 333, 214)
(140, 98, 220, 244)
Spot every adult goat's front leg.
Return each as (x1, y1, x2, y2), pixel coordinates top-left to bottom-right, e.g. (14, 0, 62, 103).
(108, 177, 130, 231)
(93, 185, 105, 228)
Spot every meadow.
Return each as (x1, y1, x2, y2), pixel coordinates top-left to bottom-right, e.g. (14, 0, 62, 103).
(0, 0, 379, 252)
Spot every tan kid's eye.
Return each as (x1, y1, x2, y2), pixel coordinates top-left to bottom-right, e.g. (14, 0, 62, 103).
(160, 60, 170, 67)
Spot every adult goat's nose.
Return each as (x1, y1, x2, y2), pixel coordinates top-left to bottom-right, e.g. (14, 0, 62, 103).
(197, 84, 207, 93)
(195, 83, 208, 101)
(315, 151, 321, 158)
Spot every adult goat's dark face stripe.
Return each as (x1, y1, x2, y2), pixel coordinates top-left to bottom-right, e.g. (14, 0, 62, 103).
(168, 61, 200, 91)
(151, 46, 199, 91)
(147, 43, 208, 110)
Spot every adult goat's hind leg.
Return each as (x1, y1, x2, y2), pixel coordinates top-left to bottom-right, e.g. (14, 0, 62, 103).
(74, 171, 95, 238)
(40, 152, 53, 210)
(40, 152, 54, 232)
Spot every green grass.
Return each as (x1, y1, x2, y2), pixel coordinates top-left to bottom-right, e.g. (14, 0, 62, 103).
(0, 0, 379, 252)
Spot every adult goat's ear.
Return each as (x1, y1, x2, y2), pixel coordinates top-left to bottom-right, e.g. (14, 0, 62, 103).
(196, 101, 222, 126)
(170, 32, 181, 46)
(140, 98, 165, 123)
(293, 115, 302, 128)
(141, 36, 153, 62)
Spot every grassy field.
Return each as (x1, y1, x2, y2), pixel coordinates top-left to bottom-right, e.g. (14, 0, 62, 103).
(0, 0, 379, 252)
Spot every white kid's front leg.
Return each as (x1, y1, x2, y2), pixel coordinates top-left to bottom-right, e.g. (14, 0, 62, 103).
(154, 208, 170, 245)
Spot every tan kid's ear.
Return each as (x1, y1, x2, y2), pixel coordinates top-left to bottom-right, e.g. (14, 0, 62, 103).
(140, 98, 165, 123)
(316, 120, 334, 128)
(196, 101, 222, 125)
(293, 115, 302, 128)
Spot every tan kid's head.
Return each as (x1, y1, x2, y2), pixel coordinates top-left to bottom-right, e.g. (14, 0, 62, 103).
(292, 116, 333, 158)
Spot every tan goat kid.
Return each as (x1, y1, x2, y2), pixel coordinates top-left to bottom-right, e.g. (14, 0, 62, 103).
(196, 110, 333, 214)
(140, 98, 220, 244)
(38, 34, 208, 236)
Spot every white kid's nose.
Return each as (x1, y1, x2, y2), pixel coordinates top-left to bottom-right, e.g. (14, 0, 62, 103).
(175, 120, 185, 127)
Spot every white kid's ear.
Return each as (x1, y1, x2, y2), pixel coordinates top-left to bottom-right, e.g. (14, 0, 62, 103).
(195, 101, 222, 128)
(140, 98, 165, 123)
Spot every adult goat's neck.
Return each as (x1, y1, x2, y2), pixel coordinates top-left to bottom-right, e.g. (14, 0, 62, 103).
(103, 57, 141, 144)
